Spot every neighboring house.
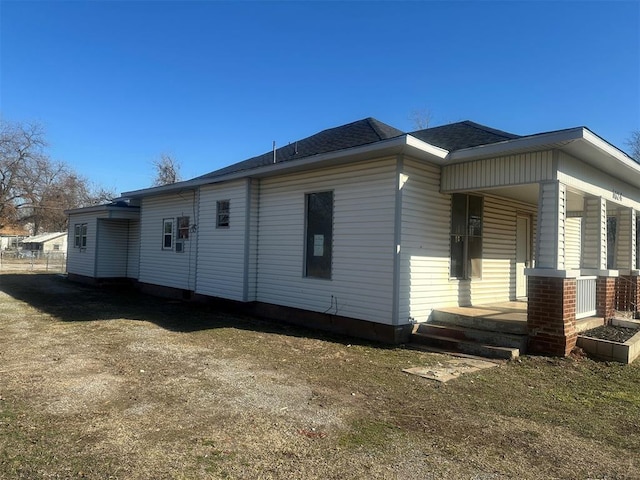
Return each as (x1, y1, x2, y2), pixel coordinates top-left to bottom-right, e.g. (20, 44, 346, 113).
(21, 232, 68, 254)
(66, 118, 640, 357)
(0, 226, 28, 251)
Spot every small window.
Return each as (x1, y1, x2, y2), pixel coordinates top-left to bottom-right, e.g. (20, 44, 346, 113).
(53, 244, 60, 251)
(74, 223, 88, 248)
(177, 216, 190, 240)
(450, 193, 483, 279)
(305, 191, 333, 279)
(162, 218, 174, 249)
(217, 200, 230, 228)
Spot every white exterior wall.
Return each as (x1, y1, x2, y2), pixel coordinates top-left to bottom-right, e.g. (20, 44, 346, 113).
(399, 157, 456, 323)
(95, 219, 129, 278)
(42, 235, 67, 253)
(469, 194, 537, 305)
(196, 180, 248, 301)
(138, 191, 198, 291)
(67, 212, 105, 277)
(127, 220, 140, 279)
(565, 216, 583, 270)
(247, 179, 259, 301)
(256, 158, 397, 324)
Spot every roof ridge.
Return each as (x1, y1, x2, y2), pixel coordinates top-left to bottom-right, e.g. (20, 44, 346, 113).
(459, 120, 520, 139)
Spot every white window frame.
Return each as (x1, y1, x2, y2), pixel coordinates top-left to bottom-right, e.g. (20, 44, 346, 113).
(74, 223, 87, 248)
(217, 200, 230, 228)
(162, 218, 174, 250)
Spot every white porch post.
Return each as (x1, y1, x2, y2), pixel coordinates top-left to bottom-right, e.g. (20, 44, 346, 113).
(535, 181, 567, 270)
(582, 196, 607, 271)
(527, 180, 577, 356)
(615, 208, 636, 270)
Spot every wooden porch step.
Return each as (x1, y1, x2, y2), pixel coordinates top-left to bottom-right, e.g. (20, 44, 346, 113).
(410, 332, 520, 360)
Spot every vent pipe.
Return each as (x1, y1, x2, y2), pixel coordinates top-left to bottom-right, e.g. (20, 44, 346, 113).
(273, 141, 276, 163)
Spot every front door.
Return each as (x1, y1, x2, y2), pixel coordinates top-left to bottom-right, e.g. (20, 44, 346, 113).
(516, 215, 531, 298)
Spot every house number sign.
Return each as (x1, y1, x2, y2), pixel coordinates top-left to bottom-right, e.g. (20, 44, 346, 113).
(612, 189, 623, 201)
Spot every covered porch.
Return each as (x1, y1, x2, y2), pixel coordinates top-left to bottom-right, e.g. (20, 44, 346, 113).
(440, 129, 640, 356)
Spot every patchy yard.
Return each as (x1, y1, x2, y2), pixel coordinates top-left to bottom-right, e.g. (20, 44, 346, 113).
(1, 273, 639, 479)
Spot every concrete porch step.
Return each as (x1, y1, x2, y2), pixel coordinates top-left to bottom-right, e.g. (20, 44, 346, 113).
(431, 309, 528, 335)
(410, 332, 520, 360)
(414, 323, 528, 351)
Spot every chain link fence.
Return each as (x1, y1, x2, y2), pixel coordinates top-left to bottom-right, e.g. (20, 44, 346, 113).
(0, 251, 67, 273)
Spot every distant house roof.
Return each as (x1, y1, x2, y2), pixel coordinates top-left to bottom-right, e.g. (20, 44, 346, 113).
(0, 225, 29, 236)
(196, 117, 405, 180)
(410, 121, 520, 151)
(22, 232, 67, 244)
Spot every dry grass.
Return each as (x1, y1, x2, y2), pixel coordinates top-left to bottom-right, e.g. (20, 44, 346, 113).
(1, 273, 639, 479)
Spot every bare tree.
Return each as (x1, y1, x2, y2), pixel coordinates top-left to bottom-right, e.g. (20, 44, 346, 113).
(627, 130, 640, 162)
(152, 153, 181, 186)
(0, 120, 47, 229)
(409, 108, 432, 130)
(1, 118, 115, 234)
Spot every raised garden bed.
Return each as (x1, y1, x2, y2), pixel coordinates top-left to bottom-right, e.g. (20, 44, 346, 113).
(577, 318, 640, 364)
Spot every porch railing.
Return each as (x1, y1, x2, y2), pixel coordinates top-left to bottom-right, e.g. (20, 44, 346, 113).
(576, 276, 597, 319)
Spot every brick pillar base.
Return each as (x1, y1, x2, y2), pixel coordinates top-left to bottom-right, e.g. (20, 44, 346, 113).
(596, 277, 616, 323)
(615, 275, 638, 313)
(527, 276, 577, 356)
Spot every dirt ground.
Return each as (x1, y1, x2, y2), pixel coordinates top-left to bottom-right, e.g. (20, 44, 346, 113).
(1, 273, 639, 479)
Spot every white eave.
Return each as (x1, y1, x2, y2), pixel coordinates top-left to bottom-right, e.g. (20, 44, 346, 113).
(122, 135, 450, 198)
(448, 127, 640, 185)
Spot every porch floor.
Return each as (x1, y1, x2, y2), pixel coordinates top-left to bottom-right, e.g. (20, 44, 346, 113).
(432, 301, 604, 334)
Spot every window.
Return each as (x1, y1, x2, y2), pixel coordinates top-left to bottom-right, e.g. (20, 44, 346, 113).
(74, 223, 87, 248)
(450, 194, 483, 279)
(217, 200, 230, 228)
(162, 219, 174, 249)
(177, 216, 190, 240)
(305, 191, 333, 279)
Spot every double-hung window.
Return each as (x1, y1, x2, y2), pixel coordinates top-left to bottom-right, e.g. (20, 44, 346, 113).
(74, 223, 87, 248)
(217, 200, 230, 228)
(305, 191, 333, 279)
(450, 193, 483, 279)
(162, 218, 174, 250)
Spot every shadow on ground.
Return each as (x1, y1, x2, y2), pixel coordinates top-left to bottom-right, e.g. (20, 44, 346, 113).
(0, 273, 384, 348)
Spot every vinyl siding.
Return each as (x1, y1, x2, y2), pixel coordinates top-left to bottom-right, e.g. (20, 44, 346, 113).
(138, 192, 198, 290)
(247, 179, 259, 301)
(67, 212, 106, 277)
(614, 209, 636, 269)
(537, 181, 566, 269)
(565, 215, 583, 270)
(95, 219, 129, 277)
(127, 221, 140, 279)
(256, 157, 397, 324)
(441, 150, 554, 192)
(469, 194, 537, 305)
(399, 158, 456, 323)
(582, 197, 606, 270)
(196, 180, 247, 301)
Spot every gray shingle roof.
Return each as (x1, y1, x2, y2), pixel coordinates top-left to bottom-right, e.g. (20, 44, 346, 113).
(196, 118, 519, 181)
(197, 117, 405, 180)
(410, 121, 520, 151)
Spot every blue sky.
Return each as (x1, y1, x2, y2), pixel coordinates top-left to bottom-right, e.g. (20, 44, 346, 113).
(1, 1, 639, 195)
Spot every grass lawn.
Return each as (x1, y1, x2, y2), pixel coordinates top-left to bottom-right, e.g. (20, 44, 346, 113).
(1, 273, 639, 479)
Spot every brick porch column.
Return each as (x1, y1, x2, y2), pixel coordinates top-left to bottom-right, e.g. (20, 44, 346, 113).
(527, 275, 577, 356)
(597, 276, 616, 323)
(615, 275, 637, 312)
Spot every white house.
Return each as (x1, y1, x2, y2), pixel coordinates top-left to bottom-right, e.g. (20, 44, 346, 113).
(66, 118, 640, 357)
(21, 231, 68, 254)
